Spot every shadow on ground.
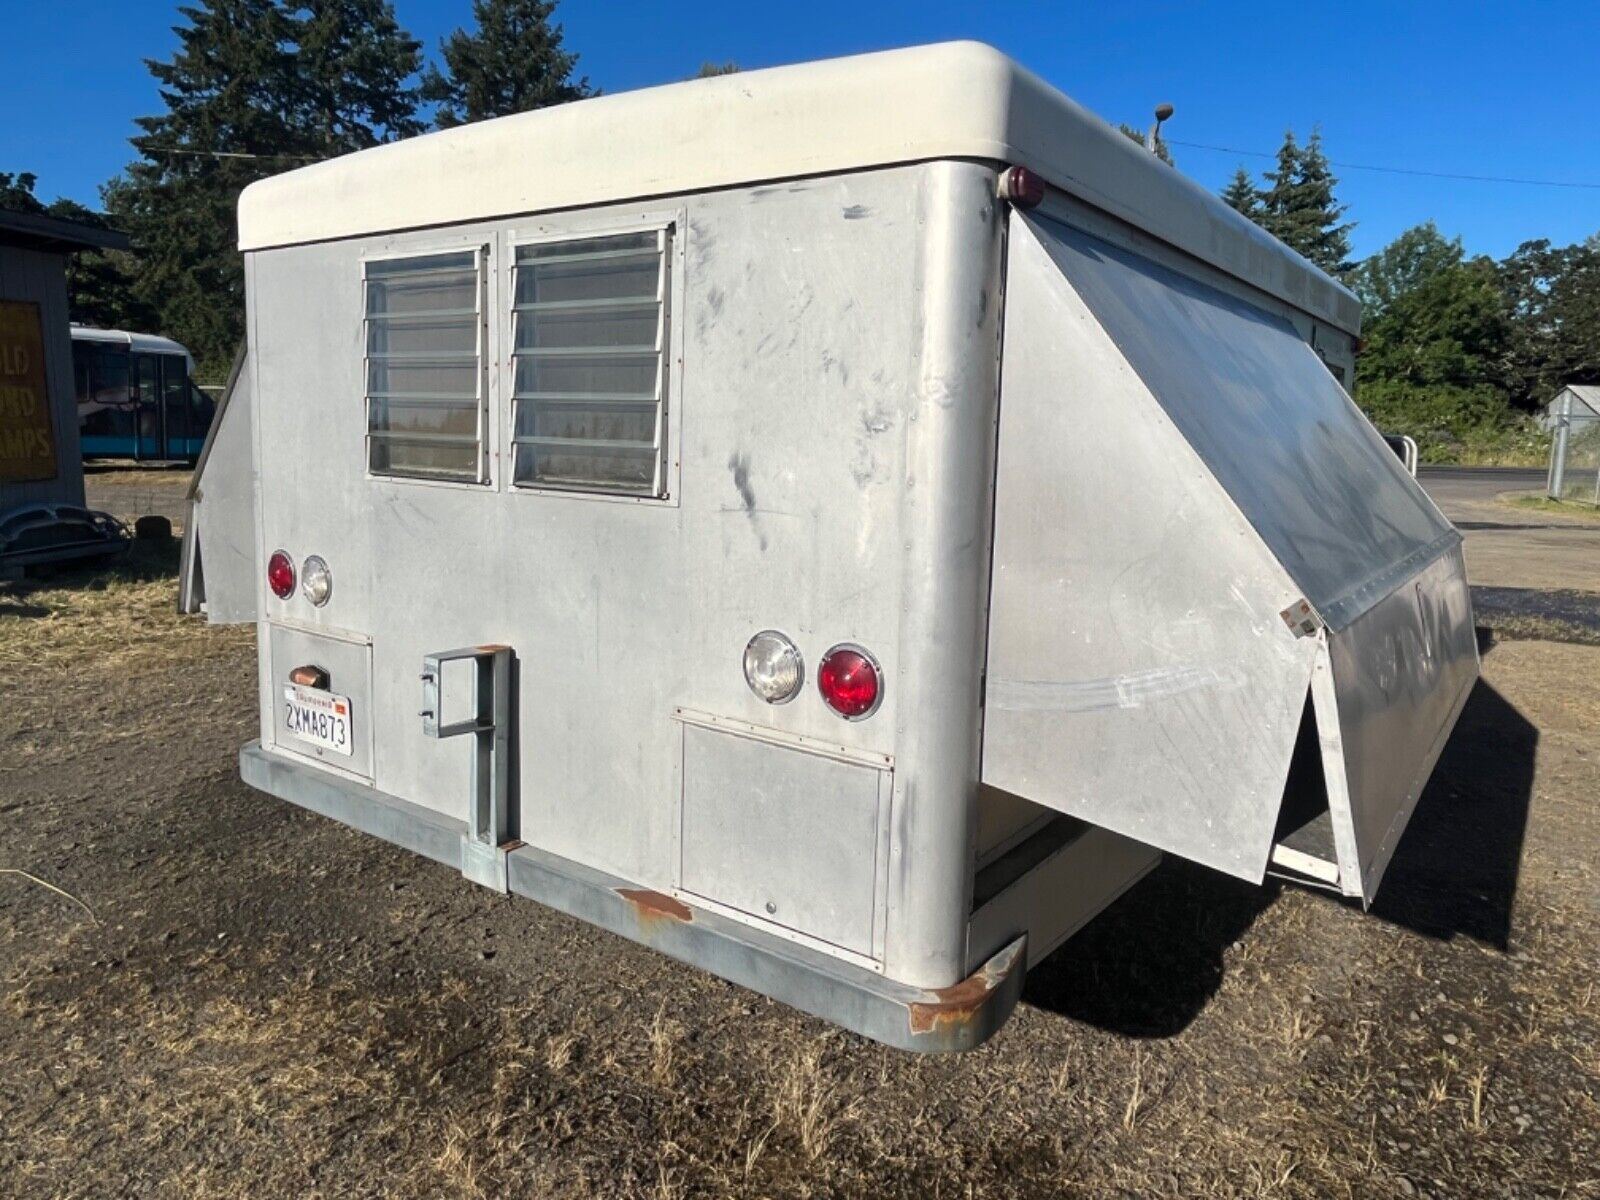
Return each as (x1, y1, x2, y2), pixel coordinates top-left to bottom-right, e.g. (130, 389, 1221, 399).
(0, 536, 180, 611)
(1453, 521, 1585, 532)
(1370, 678, 1536, 950)
(1021, 859, 1277, 1039)
(1020, 677, 1536, 1039)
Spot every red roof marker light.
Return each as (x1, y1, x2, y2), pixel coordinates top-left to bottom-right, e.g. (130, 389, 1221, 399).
(998, 165, 1045, 209)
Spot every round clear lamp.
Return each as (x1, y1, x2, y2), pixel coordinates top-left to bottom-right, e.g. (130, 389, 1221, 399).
(743, 630, 804, 704)
(300, 554, 333, 606)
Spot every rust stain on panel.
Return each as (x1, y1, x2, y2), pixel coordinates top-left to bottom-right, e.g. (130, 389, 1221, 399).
(617, 888, 694, 924)
(906, 971, 998, 1035)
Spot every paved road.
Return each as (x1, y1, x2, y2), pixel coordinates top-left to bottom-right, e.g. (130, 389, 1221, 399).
(1419, 466, 1598, 592)
(1419, 465, 1546, 509)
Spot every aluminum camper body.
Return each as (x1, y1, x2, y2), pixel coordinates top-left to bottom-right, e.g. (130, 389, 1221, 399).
(184, 43, 1477, 1051)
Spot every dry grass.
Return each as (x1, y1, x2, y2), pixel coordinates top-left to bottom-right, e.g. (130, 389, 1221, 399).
(2, 514, 1598, 1197)
(0, 539, 244, 674)
(1503, 491, 1600, 520)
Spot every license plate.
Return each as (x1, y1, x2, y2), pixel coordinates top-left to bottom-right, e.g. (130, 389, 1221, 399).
(283, 683, 354, 756)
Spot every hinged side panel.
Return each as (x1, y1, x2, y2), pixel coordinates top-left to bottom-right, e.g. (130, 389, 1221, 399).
(982, 214, 1319, 883)
(1315, 543, 1479, 902)
(179, 345, 256, 623)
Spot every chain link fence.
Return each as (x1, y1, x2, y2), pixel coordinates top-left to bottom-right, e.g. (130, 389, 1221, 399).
(1547, 392, 1600, 507)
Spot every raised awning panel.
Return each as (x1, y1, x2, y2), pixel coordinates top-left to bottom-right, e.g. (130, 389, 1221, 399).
(983, 213, 1476, 899)
(1028, 215, 1454, 632)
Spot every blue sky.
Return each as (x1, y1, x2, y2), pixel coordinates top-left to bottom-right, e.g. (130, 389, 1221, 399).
(3, 0, 1596, 260)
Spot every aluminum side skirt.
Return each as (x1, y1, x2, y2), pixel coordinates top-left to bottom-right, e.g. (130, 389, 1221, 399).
(241, 742, 1025, 1053)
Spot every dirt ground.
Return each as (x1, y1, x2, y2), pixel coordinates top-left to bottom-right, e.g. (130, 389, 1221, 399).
(2, 482, 1598, 1198)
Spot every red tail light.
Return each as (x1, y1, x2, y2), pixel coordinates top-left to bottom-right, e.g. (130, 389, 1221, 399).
(267, 549, 295, 599)
(818, 644, 882, 720)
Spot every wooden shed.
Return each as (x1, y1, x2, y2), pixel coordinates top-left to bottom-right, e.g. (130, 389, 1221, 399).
(0, 209, 132, 573)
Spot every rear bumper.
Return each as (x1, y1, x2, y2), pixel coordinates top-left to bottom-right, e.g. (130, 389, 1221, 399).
(240, 741, 1025, 1053)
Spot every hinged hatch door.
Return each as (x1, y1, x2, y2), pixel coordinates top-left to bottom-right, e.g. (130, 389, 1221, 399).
(982, 212, 1477, 901)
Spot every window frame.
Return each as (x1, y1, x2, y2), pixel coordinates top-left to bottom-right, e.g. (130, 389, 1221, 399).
(504, 210, 684, 507)
(360, 241, 494, 490)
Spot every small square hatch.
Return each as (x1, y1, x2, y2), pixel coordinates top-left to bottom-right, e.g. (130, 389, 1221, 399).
(268, 623, 374, 781)
(676, 717, 891, 961)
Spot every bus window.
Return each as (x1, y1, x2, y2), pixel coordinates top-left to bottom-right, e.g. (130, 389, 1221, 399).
(134, 353, 161, 456)
(77, 345, 136, 448)
(160, 354, 191, 453)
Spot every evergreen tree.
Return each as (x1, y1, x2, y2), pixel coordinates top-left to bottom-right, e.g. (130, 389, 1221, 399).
(1259, 129, 1353, 276)
(1116, 123, 1173, 166)
(47, 197, 158, 331)
(112, 0, 424, 373)
(290, 0, 424, 150)
(694, 62, 740, 78)
(1219, 167, 1261, 220)
(1352, 222, 1514, 447)
(113, 0, 306, 370)
(421, 0, 589, 129)
(0, 172, 46, 214)
(1499, 236, 1600, 405)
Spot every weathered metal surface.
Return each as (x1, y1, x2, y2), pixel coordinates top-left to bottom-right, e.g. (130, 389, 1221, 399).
(984, 210, 1474, 891)
(616, 888, 694, 924)
(229, 122, 1460, 1049)
(179, 346, 256, 623)
(984, 211, 1318, 883)
(906, 937, 1025, 1038)
(967, 820, 1162, 973)
(678, 719, 889, 961)
(246, 162, 1003, 993)
(1316, 543, 1479, 902)
(241, 739, 465, 869)
(1010, 210, 1479, 900)
(243, 738, 1025, 1052)
(237, 43, 1359, 338)
(1023, 212, 1453, 634)
(266, 624, 374, 781)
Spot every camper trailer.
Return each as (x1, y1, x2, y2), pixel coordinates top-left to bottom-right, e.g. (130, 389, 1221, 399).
(182, 43, 1478, 1052)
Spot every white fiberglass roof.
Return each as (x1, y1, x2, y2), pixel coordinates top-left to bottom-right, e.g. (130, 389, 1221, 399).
(237, 41, 1359, 335)
(70, 325, 192, 359)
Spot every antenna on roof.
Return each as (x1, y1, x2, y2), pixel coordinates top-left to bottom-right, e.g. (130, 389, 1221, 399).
(1145, 103, 1175, 154)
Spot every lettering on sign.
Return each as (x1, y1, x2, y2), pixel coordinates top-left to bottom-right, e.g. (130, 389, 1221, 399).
(0, 300, 58, 483)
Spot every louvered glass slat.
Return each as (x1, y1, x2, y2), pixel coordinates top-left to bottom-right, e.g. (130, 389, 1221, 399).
(510, 229, 669, 496)
(364, 249, 483, 482)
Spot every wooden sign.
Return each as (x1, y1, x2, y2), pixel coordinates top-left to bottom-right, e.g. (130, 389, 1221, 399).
(0, 300, 58, 483)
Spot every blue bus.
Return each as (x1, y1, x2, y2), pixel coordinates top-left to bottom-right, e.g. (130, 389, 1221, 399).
(72, 326, 215, 461)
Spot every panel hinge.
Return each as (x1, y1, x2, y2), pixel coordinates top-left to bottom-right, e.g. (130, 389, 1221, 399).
(1279, 599, 1324, 639)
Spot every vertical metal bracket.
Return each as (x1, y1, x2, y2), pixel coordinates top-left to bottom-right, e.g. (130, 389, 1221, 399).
(420, 644, 514, 892)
